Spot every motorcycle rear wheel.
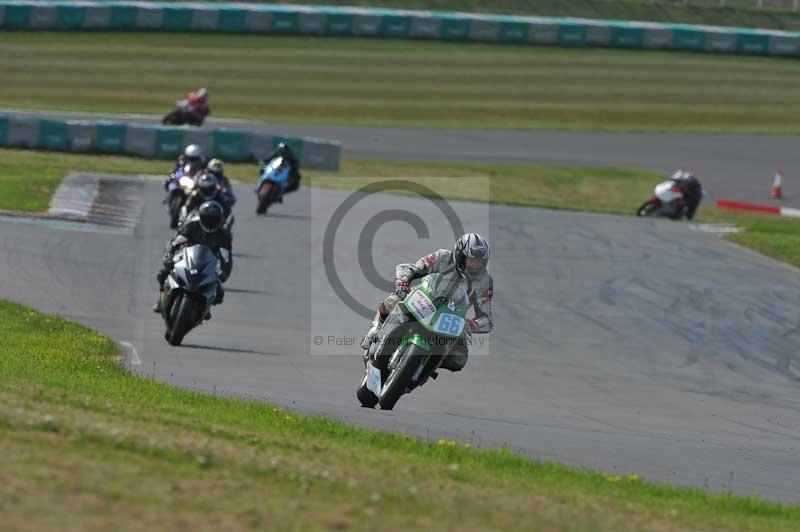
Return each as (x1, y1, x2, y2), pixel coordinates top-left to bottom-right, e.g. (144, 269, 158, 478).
(357, 373, 380, 408)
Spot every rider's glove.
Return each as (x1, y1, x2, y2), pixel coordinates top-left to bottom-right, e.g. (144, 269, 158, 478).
(394, 278, 410, 295)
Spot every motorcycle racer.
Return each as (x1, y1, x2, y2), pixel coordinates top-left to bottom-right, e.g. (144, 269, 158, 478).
(153, 201, 233, 319)
(361, 233, 494, 372)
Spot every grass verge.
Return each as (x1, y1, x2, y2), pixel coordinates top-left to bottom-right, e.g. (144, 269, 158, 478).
(2, 299, 800, 530)
(5, 32, 800, 132)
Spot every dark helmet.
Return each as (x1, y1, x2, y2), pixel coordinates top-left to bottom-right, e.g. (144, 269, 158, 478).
(454, 233, 491, 280)
(196, 173, 219, 200)
(198, 201, 224, 233)
(276, 142, 292, 156)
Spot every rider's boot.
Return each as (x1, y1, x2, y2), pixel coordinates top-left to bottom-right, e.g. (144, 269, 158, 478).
(360, 309, 384, 350)
(440, 351, 468, 372)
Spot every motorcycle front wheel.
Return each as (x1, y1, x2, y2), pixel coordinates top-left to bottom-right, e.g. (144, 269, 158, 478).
(162, 110, 182, 125)
(167, 294, 197, 346)
(636, 200, 657, 217)
(169, 194, 184, 229)
(256, 182, 276, 215)
(379, 343, 427, 411)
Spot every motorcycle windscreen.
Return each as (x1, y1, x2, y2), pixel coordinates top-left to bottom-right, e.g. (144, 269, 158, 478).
(180, 245, 218, 290)
(425, 272, 469, 311)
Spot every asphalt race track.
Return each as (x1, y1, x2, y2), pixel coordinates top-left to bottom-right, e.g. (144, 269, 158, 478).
(3, 178, 800, 502)
(4, 107, 800, 206)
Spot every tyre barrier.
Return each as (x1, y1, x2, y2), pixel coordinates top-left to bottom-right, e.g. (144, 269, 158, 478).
(0, 1, 798, 57)
(0, 113, 342, 171)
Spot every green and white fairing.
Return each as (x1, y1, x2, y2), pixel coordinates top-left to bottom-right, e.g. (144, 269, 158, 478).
(401, 272, 470, 350)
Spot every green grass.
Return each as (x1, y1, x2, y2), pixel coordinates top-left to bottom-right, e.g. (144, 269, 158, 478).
(312, 159, 663, 214)
(142, 0, 800, 32)
(0, 162, 62, 212)
(726, 217, 800, 267)
(3, 299, 800, 530)
(5, 32, 800, 132)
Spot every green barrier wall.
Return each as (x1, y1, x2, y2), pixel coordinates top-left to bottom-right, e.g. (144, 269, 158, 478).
(1, 2, 799, 58)
(213, 130, 247, 161)
(96, 123, 127, 154)
(0, 116, 7, 147)
(154, 127, 184, 158)
(38, 119, 69, 151)
(0, 113, 340, 170)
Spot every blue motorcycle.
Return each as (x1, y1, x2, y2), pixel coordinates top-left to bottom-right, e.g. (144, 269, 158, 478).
(255, 156, 290, 215)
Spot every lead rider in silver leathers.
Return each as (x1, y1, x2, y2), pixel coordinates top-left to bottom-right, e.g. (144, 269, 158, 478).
(362, 233, 494, 371)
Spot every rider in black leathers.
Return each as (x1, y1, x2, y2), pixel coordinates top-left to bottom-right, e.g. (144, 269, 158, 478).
(183, 173, 233, 219)
(206, 158, 237, 208)
(153, 201, 233, 318)
(673, 171, 703, 220)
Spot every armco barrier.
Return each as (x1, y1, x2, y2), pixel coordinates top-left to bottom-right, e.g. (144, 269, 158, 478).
(1, 1, 799, 57)
(0, 113, 341, 171)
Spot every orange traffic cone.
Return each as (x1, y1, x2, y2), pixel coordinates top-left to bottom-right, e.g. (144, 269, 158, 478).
(772, 169, 783, 199)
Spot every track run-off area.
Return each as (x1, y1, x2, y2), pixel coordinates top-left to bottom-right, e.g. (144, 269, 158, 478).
(3, 178, 800, 502)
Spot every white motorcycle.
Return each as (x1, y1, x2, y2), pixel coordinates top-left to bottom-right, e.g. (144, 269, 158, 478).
(637, 171, 707, 220)
(636, 179, 688, 219)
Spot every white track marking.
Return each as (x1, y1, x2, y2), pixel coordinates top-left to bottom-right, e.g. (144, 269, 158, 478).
(689, 223, 741, 234)
(119, 341, 141, 366)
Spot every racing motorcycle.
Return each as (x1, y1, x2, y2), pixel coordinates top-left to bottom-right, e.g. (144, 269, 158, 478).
(255, 155, 290, 215)
(162, 100, 207, 126)
(158, 240, 219, 346)
(636, 179, 689, 219)
(357, 272, 470, 411)
(165, 163, 199, 229)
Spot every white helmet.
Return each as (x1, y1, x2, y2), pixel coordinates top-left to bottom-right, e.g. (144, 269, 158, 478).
(184, 144, 203, 162)
(454, 233, 491, 280)
(207, 158, 224, 175)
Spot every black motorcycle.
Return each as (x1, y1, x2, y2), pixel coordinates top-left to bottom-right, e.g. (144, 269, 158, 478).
(158, 241, 219, 346)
